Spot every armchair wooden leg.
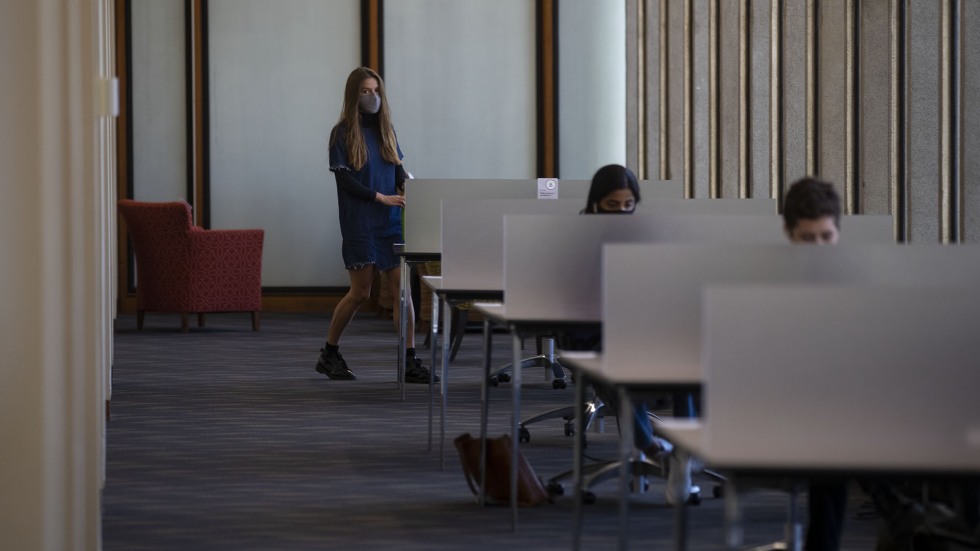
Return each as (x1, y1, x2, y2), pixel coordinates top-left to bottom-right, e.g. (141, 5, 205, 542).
(198, 313, 205, 328)
(251, 311, 260, 331)
(137, 310, 145, 330)
(180, 313, 189, 333)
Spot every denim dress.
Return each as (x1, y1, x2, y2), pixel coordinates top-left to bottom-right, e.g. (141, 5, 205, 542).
(329, 118, 404, 271)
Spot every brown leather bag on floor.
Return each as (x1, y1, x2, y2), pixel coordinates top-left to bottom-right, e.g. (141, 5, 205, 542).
(454, 433, 551, 507)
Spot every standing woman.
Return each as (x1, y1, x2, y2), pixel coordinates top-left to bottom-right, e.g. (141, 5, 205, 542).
(315, 67, 436, 384)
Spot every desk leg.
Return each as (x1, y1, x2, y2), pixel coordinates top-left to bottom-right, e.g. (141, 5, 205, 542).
(572, 370, 586, 551)
(398, 257, 408, 398)
(478, 317, 493, 506)
(723, 477, 744, 549)
(439, 295, 452, 471)
(673, 486, 689, 551)
(785, 484, 802, 551)
(428, 286, 439, 452)
(510, 331, 522, 532)
(617, 387, 633, 551)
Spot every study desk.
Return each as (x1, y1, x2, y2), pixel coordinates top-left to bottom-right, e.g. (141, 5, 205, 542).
(420, 275, 503, 467)
(474, 302, 601, 532)
(662, 284, 980, 551)
(394, 244, 439, 399)
(559, 351, 702, 551)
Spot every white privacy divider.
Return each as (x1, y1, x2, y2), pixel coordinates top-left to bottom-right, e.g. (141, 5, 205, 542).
(440, 199, 582, 290)
(403, 178, 683, 253)
(698, 284, 980, 471)
(601, 243, 980, 385)
(501, 213, 787, 321)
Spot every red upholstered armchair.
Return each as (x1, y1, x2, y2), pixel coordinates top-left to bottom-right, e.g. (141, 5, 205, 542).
(118, 200, 265, 332)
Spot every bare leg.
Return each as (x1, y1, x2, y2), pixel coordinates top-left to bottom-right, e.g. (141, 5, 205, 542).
(326, 265, 377, 345)
(386, 264, 416, 349)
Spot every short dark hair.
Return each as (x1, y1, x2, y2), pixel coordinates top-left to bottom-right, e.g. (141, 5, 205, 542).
(584, 164, 641, 213)
(783, 177, 841, 231)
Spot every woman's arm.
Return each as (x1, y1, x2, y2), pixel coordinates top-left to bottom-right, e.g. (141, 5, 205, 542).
(334, 168, 405, 207)
(334, 169, 375, 202)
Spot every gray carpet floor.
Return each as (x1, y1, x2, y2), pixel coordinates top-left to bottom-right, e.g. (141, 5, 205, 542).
(103, 310, 879, 550)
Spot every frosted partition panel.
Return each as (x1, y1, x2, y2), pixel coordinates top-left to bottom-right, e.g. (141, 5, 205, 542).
(559, 0, 626, 179)
(208, 0, 359, 287)
(385, 1, 536, 179)
(131, 0, 186, 201)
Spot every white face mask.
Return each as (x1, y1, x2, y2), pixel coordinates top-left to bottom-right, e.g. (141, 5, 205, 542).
(358, 94, 381, 114)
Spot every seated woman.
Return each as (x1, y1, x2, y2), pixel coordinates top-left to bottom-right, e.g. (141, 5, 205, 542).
(574, 164, 700, 506)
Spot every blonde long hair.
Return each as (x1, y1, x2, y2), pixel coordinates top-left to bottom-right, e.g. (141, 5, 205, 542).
(331, 67, 401, 170)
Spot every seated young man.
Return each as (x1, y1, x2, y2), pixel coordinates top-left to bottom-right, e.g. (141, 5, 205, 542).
(783, 176, 840, 245)
(784, 177, 980, 550)
(782, 177, 848, 551)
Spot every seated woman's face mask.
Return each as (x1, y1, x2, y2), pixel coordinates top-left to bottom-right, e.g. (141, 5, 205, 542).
(359, 94, 381, 114)
(594, 189, 637, 214)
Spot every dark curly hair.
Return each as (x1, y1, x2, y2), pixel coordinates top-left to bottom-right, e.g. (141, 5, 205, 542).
(782, 177, 841, 231)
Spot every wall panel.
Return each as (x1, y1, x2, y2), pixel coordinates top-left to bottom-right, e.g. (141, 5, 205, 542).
(627, 0, 977, 241)
(718, 0, 741, 198)
(780, 0, 810, 186)
(207, 0, 359, 287)
(384, 0, 535, 179)
(667, 0, 687, 188)
(964, 2, 980, 242)
(689, 0, 710, 197)
(816, 0, 850, 199)
(749, 0, 772, 200)
(906, 1, 942, 242)
(131, 0, 186, 201)
(558, 0, 626, 179)
(859, 0, 894, 216)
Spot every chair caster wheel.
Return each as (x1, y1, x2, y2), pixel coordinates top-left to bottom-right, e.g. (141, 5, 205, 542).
(582, 491, 597, 505)
(563, 423, 575, 437)
(488, 376, 499, 387)
(712, 485, 724, 498)
(497, 373, 511, 383)
(546, 481, 564, 496)
(552, 379, 567, 390)
(518, 426, 531, 443)
(687, 492, 702, 506)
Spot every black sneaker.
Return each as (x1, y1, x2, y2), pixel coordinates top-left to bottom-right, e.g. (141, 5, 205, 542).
(405, 356, 439, 384)
(315, 347, 356, 380)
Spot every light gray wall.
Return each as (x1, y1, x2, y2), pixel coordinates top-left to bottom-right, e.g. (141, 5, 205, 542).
(558, 0, 627, 179)
(126, 2, 632, 287)
(384, 0, 536, 179)
(207, 0, 359, 287)
(131, 0, 186, 202)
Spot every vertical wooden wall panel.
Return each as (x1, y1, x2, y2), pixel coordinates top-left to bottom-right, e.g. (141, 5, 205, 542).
(859, 0, 894, 217)
(907, 0, 942, 243)
(690, 0, 710, 198)
(658, 0, 669, 180)
(750, 0, 773, 201)
(631, 0, 976, 243)
(626, 0, 642, 174)
(816, 0, 850, 198)
(645, 0, 660, 180)
(963, 1, 980, 242)
(780, 1, 809, 184)
(939, 0, 956, 243)
(769, 0, 782, 202)
(668, 0, 687, 188)
(718, 0, 741, 198)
